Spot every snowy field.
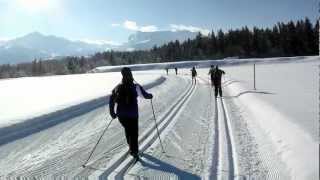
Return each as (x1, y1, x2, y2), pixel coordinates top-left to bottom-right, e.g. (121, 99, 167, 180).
(0, 56, 318, 179)
(223, 61, 318, 141)
(0, 72, 163, 126)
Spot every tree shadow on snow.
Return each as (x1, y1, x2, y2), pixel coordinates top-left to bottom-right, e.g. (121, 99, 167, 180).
(139, 153, 200, 180)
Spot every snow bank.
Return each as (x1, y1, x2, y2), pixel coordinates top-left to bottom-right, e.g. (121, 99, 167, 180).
(93, 56, 318, 73)
(225, 81, 319, 179)
(0, 72, 163, 128)
(221, 60, 319, 140)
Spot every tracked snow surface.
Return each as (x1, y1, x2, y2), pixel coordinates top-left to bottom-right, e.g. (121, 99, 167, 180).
(0, 56, 318, 180)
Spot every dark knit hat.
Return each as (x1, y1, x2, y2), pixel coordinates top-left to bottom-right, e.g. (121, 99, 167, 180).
(121, 67, 134, 83)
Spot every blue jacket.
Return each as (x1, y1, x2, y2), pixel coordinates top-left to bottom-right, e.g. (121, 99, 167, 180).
(109, 83, 153, 119)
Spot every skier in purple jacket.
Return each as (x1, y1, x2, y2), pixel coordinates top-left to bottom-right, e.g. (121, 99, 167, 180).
(109, 67, 153, 159)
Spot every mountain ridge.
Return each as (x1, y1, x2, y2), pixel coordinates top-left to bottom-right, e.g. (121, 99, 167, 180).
(0, 31, 198, 64)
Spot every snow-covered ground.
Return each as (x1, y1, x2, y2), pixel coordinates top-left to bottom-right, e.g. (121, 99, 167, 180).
(0, 56, 318, 179)
(0, 72, 162, 127)
(222, 61, 318, 141)
(221, 61, 319, 179)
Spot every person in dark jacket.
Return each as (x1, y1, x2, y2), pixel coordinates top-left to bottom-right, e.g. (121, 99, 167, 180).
(212, 65, 225, 98)
(109, 67, 153, 159)
(208, 65, 216, 87)
(191, 66, 197, 85)
(174, 67, 178, 75)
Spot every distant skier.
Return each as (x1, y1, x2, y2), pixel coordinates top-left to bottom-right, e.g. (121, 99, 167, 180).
(165, 68, 169, 75)
(191, 66, 197, 85)
(211, 65, 225, 98)
(208, 65, 216, 87)
(174, 67, 178, 75)
(109, 67, 153, 160)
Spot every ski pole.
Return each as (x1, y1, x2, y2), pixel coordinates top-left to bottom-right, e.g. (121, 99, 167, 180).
(82, 117, 114, 168)
(150, 99, 165, 153)
(208, 75, 212, 98)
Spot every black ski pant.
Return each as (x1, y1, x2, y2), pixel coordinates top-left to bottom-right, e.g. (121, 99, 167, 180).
(214, 84, 222, 97)
(118, 117, 139, 155)
(192, 76, 197, 85)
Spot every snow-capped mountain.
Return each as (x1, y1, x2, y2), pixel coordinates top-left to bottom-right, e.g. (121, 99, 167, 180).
(122, 30, 198, 50)
(0, 32, 113, 64)
(0, 31, 199, 64)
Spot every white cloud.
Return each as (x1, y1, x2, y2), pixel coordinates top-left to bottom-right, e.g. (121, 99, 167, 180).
(111, 23, 121, 27)
(113, 20, 158, 32)
(123, 20, 139, 31)
(170, 24, 210, 35)
(113, 21, 208, 34)
(140, 25, 158, 32)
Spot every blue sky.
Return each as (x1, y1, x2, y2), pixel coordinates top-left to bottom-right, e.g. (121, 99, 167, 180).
(0, 0, 318, 44)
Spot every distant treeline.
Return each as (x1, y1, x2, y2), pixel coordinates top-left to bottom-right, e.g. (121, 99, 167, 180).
(0, 18, 318, 79)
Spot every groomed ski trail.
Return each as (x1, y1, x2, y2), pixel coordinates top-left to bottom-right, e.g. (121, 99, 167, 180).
(0, 76, 190, 178)
(122, 77, 239, 180)
(126, 80, 210, 180)
(222, 78, 291, 180)
(197, 76, 239, 180)
(213, 97, 239, 180)
(87, 81, 196, 179)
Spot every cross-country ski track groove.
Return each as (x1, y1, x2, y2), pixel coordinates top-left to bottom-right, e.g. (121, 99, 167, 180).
(86, 82, 196, 179)
(197, 76, 239, 180)
(214, 97, 239, 180)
